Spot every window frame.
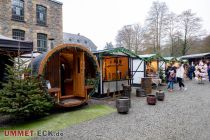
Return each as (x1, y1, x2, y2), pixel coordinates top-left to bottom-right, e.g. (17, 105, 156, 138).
(12, 29, 25, 40)
(37, 33, 48, 52)
(36, 5, 47, 26)
(12, 0, 24, 21)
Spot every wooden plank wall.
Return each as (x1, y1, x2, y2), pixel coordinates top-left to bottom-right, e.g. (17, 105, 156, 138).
(45, 53, 60, 88)
(103, 56, 129, 81)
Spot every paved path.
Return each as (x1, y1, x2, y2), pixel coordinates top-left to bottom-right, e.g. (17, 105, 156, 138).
(36, 80, 210, 140)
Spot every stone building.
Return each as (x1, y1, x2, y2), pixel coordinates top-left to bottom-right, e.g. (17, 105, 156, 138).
(63, 32, 97, 51)
(0, 0, 63, 52)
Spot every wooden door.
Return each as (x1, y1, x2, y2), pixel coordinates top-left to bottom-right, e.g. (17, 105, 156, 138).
(74, 51, 85, 97)
(59, 53, 74, 97)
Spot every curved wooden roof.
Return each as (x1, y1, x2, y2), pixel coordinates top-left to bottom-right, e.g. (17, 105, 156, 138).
(32, 43, 99, 75)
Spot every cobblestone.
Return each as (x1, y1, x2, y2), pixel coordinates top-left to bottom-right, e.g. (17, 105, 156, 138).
(35, 80, 210, 140)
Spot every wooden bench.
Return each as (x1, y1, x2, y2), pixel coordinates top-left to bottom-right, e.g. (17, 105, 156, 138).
(48, 87, 61, 103)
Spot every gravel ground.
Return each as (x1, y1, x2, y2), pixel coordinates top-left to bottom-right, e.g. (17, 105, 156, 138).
(34, 79, 210, 140)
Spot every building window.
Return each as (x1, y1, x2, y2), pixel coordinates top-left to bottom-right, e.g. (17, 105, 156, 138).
(12, 0, 24, 21)
(77, 39, 80, 43)
(84, 40, 87, 44)
(37, 33, 47, 52)
(36, 5, 47, 26)
(12, 29, 25, 40)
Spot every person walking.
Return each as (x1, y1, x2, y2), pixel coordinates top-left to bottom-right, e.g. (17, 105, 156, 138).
(189, 63, 195, 80)
(165, 65, 171, 83)
(167, 69, 175, 92)
(208, 62, 210, 82)
(176, 63, 186, 90)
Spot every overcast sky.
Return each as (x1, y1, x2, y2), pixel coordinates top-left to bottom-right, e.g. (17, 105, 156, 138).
(58, 0, 210, 50)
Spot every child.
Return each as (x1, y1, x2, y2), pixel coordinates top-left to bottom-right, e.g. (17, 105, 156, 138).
(167, 69, 175, 92)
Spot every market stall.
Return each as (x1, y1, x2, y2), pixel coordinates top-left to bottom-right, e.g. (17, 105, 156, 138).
(132, 54, 165, 86)
(179, 52, 210, 65)
(165, 56, 180, 66)
(93, 47, 140, 97)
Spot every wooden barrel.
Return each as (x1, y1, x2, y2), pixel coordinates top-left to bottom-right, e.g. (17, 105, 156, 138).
(116, 97, 130, 113)
(141, 77, 152, 94)
(122, 85, 131, 98)
(147, 95, 157, 105)
(156, 90, 165, 101)
(136, 88, 146, 97)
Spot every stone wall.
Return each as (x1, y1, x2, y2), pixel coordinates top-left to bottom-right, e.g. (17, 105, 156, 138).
(0, 0, 63, 51)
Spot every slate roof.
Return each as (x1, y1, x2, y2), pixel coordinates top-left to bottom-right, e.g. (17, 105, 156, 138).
(63, 32, 97, 51)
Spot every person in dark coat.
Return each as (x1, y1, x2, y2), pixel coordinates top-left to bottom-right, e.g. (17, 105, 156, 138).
(165, 65, 171, 83)
(208, 62, 210, 82)
(189, 62, 195, 80)
(171, 65, 177, 83)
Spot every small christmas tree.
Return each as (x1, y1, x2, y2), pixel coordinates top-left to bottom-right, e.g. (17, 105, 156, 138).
(0, 57, 54, 118)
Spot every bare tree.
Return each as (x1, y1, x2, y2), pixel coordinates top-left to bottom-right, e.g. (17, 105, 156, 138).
(165, 12, 180, 56)
(115, 24, 146, 54)
(178, 9, 202, 55)
(203, 35, 210, 52)
(132, 24, 146, 54)
(143, 29, 156, 53)
(116, 25, 134, 50)
(198, 35, 210, 53)
(146, 1, 169, 53)
(104, 42, 114, 49)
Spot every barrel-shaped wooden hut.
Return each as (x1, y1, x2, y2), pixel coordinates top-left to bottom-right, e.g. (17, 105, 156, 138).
(31, 44, 99, 107)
